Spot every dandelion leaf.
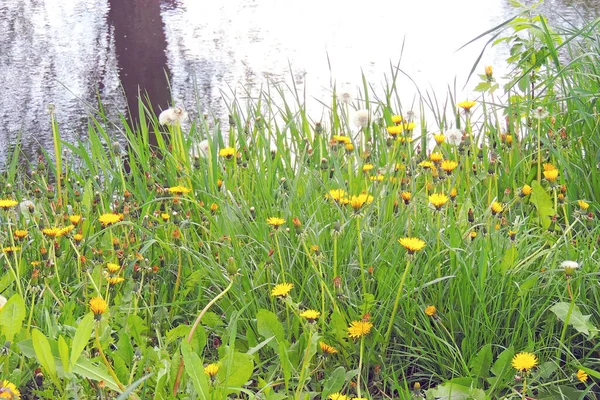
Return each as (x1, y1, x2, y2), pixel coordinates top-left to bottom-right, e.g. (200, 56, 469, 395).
(218, 349, 254, 395)
(321, 366, 346, 398)
(256, 309, 284, 345)
(488, 346, 514, 388)
(181, 341, 209, 400)
(550, 302, 598, 339)
(426, 379, 486, 400)
(0, 293, 26, 342)
(469, 343, 492, 379)
(500, 247, 518, 273)
(530, 180, 555, 229)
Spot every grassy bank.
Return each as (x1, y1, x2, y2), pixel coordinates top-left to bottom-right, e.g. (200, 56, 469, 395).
(1, 8, 600, 400)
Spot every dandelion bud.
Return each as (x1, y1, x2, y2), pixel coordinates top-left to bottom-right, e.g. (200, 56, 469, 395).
(485, 65, 493, 80)
(315, 122, 323, 134)
(111, 141, 122, 154)
(226, 257, 238, 276)
(320, 158, 329, 170)
(249, 206, 256, 221)
(468, 208, 475, 223)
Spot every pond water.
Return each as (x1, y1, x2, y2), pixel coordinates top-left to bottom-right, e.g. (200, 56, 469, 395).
(0, 0, 598, 164)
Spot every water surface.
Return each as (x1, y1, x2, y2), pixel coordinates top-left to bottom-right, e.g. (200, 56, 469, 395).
(0, 0, 597, 164)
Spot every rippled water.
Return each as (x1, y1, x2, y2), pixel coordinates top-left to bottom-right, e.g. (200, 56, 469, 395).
(0, 0, 597, 164)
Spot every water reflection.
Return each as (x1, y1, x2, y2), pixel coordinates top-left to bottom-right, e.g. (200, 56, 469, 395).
(0, 0, 597, 165)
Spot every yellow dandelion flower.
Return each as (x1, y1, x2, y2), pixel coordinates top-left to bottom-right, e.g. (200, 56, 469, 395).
(543, 163, 557, 171)
(386, 125, 403, 136)
(319, 342, 338, 355)
(168, 186, 191, 195)
(326, 189, 347, 203)
(578, 200, 590, 211)
(401, 191, 412, 204)
(332, 135, 351, 145)
(347, 320, 373, 339)
(0, 199, 18, 209)
(576, 369, 588, 383)
(449, 187, 458, 199)
(267, 217, 285, 228)
(369, 174, 385, 182)
(106, 263, 121, 273)
(106, 276, 125, 285)
(349, 193, 374, 211)
(99, 213, 124, 226)
(328, 394, 350, 400)
(59, 225, 75, 236)
(89, 297, 107, 318)
(398, 237, 426, 254)
(271, 282, 293, 297)
(429, 152, 443, 163)
(362, 164, 374, 173)
(511, 352, 538, 372)
(2, 246, 20, 254)
(391, 115, 403, 124)
(425, 305, 437, 316)
(520, 184, 532, 197)
(219, 147, 236, 158)
(457, 100, 477, 111)
(403, 122, 416, 131)
(42, 227, 63, 238)
(73, 234, 84, 242)
(69, 215, 82, 225)
(491, 201, 503, 215)
(433, 133, 445, 145)
(204, 363, 219, 378)
(300, 309, 321, 321)
(161, 213, 170, 221)
(345, 143, 354, 152)
(544, 169, 559, 182)
(441, 160, 459, 174)
(429, 193, 449, 210)
(418, 160, 435, 169)
(13, 230, 28, 239)
(0, 380, 20, 399)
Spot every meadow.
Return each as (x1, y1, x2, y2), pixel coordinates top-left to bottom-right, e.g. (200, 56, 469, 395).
(1, 8, 600, 400)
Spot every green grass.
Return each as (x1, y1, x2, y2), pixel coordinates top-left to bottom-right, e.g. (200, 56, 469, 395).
(0, 7, 600, 400)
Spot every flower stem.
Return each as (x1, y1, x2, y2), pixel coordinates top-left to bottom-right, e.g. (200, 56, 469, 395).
(357, 336, 365, 398)
(384, 258, 412, 347)
(356, 216, 367, 314)
(274, 232, 286, 281)
(173, 277, 235, 396)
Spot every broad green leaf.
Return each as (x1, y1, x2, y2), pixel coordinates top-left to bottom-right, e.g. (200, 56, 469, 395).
(278, 340, 292, 386)
(73, 358, 121, 392)
(113, 353, 129, 385)
(116, 331, 134, 367)
(550, 302, 598, 339)
(127, 314, 148, 347)
(500, 246, 518, 273)
(426, 381, 486, 400)
(530, 180, 554, 229)
(19, 338, 121, 392)
(0, 293, 26, 342)
(256, 309, 284, 345)
(57, 335, 70, 374)
(321, 366, 346, 398)
(32, 329, 59, 387)
(70, 313, 94, 369)
(488, 346, 514, 393)
(469, 344, 492, 379)
(115, 373, 153, 400)
(219, 349, 254, 394)
(181, 341, 209, 400)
